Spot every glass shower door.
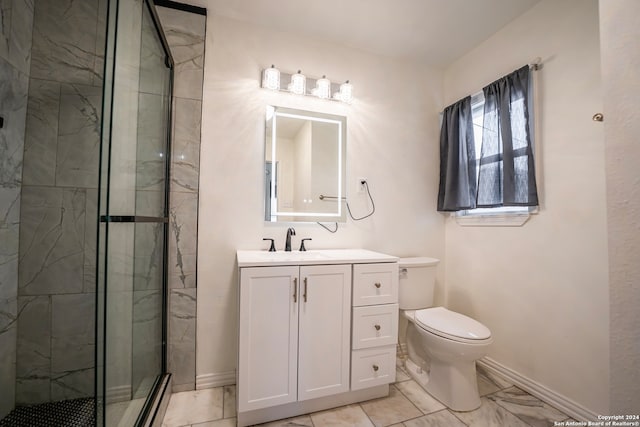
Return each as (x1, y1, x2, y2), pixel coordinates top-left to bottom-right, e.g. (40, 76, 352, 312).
(96, 0, 173, 425)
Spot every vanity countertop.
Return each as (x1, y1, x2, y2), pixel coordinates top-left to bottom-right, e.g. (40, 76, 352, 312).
(237, 249, 398, 267)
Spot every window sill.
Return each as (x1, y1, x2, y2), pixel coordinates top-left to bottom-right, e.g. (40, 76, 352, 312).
(454, 213, 531, 227)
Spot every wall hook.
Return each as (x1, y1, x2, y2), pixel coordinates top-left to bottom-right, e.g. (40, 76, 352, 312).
(592, 113, 604, 122)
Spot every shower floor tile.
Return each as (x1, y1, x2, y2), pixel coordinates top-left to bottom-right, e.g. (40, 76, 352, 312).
(0, 398, 94, 427)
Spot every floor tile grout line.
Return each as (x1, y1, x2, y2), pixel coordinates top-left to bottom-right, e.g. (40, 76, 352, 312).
(446, 407, 471, 427)
(399, 411, 430, 426)
(355, 401, 377, 427)
(310, 413, 317, 426)
(392, 381, 437, 417)
(392, 382, 424, 417)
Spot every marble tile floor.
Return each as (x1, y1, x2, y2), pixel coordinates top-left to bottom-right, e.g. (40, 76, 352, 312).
(162, 360, 572, 427)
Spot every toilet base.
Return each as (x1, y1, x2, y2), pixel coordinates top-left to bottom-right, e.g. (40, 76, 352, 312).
(405, 357, 481, 412)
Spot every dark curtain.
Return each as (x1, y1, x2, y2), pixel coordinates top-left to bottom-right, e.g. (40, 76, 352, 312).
(477, 65, 538, 207)
(437, 96, 476, 211)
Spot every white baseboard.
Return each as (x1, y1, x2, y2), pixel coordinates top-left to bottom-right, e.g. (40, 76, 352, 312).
(196, 370, 236, 390)
(478, 357, 599, 422)
(106, 384, 132, 404)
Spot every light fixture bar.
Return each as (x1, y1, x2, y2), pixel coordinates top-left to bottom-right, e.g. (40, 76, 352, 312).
(261, 66, 353, 103)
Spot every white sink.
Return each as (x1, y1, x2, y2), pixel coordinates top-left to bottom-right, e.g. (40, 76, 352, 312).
(237, 249, 398, 267)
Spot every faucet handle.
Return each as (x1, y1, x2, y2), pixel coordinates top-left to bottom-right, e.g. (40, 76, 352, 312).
(299, 238, 312, 251)
(262, 238, 276, 252)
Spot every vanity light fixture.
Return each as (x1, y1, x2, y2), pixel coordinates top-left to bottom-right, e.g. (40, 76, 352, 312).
(288, 70, 306, 95)
(261, 66, 352, 103)
(262, 65, 281, 90)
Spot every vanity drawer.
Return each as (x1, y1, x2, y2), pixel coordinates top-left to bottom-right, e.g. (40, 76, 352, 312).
(352, 304, 398, 349)
(352, 263, 398, 306)
(351, 345, 396, 391)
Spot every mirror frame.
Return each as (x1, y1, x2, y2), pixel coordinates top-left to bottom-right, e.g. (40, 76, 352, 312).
(265, 105, 347, 223)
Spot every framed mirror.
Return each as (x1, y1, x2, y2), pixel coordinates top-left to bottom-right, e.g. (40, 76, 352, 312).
(265, 105, 347, 223)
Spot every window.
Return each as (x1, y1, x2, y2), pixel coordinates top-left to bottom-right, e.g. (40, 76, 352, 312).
(456, 93, 532, 218)
(438, 65, 538, 223)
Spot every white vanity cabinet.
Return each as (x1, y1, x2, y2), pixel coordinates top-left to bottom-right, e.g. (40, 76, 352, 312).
(238, 264, 351, 412)
(236, 249, 398, 427)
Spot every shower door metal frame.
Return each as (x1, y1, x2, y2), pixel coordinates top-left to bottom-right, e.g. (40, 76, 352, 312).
(96, 0, 174, 425)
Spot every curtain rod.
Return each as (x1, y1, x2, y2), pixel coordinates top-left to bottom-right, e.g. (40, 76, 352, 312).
(440, 58, 542, 113)
(530, 57, 542, 71)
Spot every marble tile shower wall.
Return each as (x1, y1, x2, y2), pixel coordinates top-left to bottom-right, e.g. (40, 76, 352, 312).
(0, 0, 34, 419)
(156, 6, 205, 393)
(15, 0, 106, 406)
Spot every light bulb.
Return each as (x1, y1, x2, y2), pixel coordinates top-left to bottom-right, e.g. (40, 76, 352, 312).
(313, 75, 331, 99)
(338, 80, 353, 103)
(262, 65, 280, 90)
(288, 70, 306, 95)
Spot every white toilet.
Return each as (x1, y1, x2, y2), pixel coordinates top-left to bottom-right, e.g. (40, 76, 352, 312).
(399, 257, 492, 412)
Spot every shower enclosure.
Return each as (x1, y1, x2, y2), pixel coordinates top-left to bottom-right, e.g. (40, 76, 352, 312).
(0, 0, 174, 425)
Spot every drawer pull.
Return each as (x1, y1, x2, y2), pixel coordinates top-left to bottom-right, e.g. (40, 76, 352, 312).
(372, 364, 379, 372)
(293, 278, 297, 302)
(374, 324, 381, 331)
(374, 282, 381, 289)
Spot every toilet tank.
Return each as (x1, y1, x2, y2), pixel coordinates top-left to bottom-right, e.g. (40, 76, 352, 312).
(398, 257, 440, 310)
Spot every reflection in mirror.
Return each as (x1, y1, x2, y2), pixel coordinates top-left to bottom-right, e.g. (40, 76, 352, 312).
(265, 106, 347, 223)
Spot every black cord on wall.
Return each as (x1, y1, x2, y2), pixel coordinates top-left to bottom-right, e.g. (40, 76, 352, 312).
(317, 222, 338, 233)
(317, 180, 376, 232)
(347, 180, 376, 221)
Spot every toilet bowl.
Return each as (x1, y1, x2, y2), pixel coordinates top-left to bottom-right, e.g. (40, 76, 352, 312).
(399, 258, 492, 412)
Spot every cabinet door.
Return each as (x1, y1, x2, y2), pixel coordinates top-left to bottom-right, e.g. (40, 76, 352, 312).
(238, 266, 299, 412)
(297, 264, 352, 401)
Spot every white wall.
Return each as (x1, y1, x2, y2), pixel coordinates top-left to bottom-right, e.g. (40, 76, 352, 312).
(197, 15, 445, 383)
(600, 0, 640, 414)
(443, 0, 608, 415)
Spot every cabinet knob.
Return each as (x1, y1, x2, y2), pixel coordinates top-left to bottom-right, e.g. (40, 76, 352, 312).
(374, 324, 381, 331)
(374, 282, 381, 289)
(372, 364, 379, 372)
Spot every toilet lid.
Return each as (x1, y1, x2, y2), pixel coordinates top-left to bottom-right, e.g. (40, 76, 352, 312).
(415, 307, 491, 342)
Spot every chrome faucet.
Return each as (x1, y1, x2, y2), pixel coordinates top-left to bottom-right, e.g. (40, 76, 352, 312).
(285, 227, 296, 251)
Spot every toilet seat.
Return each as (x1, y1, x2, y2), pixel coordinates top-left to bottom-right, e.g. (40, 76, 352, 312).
(415, 307, 491, 344)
